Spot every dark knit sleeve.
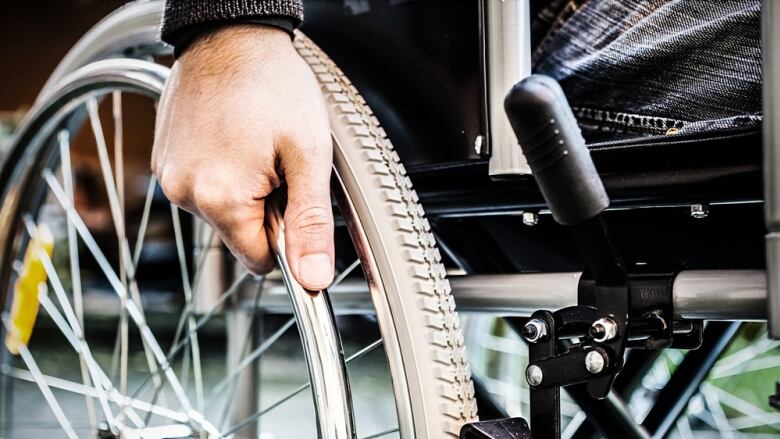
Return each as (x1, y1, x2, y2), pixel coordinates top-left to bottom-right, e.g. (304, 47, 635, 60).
(161, 0, 304, 52)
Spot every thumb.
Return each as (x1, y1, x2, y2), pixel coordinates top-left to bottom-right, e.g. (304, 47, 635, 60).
(282, 146, 334, 291)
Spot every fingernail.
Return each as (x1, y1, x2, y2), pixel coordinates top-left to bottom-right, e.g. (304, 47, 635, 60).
(298, 253, 333, 289)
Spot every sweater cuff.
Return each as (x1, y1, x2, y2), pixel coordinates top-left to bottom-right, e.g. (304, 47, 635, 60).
(165, 16, 296, 58)
(161, 0, 303, 51)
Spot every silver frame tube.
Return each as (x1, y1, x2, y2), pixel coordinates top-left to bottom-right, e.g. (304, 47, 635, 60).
(258, 270, 767, 321)
(485, 0, 532, 176)
(672, 270, 766, 320)
(763, 0, 780, 337)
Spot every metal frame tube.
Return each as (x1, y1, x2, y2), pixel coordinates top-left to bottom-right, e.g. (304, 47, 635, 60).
(763, 0, 780, 338)
(257, 270, 767, 321)
(484, 0, 532, 176)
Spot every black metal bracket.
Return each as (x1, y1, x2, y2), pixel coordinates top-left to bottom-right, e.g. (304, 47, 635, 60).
(525, 270, 705, 438)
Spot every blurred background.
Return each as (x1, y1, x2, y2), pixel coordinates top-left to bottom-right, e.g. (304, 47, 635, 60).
(1, 1, 129, 146)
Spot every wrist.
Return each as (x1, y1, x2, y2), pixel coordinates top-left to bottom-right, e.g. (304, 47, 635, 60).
(181, 23, 295, 64)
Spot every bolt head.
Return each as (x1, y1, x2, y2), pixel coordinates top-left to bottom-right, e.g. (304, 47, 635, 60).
(522, 211, 539, 226)
(474, 135, 484, 155)
(691, 203, 709, 219)
(526, 364, 543, 386)
(585, 350, 606, 374)
(522, 319, 548, 343)
(589, 317, 618, 342)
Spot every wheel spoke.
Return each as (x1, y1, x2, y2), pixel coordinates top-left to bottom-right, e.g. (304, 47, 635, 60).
(57, 129, 97, 426)
(222, 337, 384, 436)
(190, 225, 217, 296)
(332, 258, 360, 289)
(729, 413, 780, 430)
(1, 314, 78, 439)
(220, 382, 310, 438)
(87, 97, 126, 249)
(156, 222, 216, 394)
(674, 415, 695, 439)
(346, 338, 383, 364)
(170, 272, 250, 356)
(132, 176, 157, 268)
(711, 354, 780, 379)
(562, 411, 587, 438)
(171, 205, 205, 411)
(22, 216, 119, 430)
(3, 367, 188, 425)
(700, 384, 736, 437)
(703, 382, 780, 432)
(112, 94, 127, 357)
(112, 91, 124, 211)
(114, 91, 130, 424)
(42, 170, 216, 433)
(87, 98, 168, 403)
(361, 427, 400, 439)
(128, 271, 250, 411)
(38, 288, 121, 429)
(711, 336, 779, 378)
(217, 283, 264, 429)
(210, 317, 296, 397)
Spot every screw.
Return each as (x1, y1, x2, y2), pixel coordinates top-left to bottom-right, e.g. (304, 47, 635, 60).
(526, 364, 544, 386)
(589, 317, 618, 342)
(691, 203, 709, 219)
(522, 319, 548, 343)
(474, 135, 484, 155)
(585, 350, 607, 374)
(522, 211, 539, 226)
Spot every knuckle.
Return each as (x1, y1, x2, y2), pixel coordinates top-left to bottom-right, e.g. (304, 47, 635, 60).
(191, 176, 225, 214)
(190, 167, 253, 215)
(158, 168, 190, 207)
(288, 205, 333, 238)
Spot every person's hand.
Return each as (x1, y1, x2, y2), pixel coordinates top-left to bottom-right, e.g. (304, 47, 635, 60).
(153, 24, 334, 290)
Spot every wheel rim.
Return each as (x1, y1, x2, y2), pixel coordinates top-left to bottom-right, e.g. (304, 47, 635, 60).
(0, 59, 408, 438)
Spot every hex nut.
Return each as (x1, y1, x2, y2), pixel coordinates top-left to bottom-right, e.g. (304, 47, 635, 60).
(523, 319, 548, 343)
(589, 317, 618, 343)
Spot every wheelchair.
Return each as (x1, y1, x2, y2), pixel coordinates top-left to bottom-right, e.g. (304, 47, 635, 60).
(0, 1, 775, 438)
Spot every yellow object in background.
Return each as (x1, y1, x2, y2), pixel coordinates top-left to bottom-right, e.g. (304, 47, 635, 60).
(5, 224, 54, 355)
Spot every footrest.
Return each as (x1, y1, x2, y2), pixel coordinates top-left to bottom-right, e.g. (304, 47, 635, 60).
(460, 418, 532, 439)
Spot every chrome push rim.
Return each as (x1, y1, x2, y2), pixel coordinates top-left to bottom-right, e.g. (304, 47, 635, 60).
(0, 59, 404, 438)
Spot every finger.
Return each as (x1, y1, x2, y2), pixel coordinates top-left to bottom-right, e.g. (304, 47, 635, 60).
(281, 139, 334, 291)
(200, 194, 274, 275)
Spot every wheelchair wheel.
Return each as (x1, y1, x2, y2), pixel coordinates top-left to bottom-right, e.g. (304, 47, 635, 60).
(0, 38, 475, 439)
